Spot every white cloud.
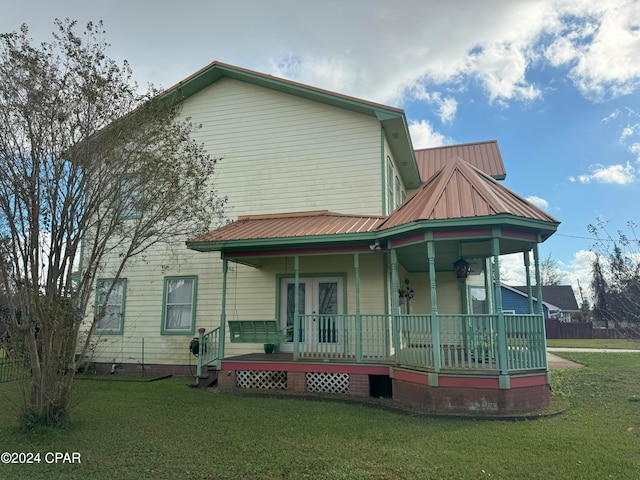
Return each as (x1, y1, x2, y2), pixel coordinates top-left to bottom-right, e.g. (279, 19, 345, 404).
(2, 0, 640, 120)
(408, 120, 451, 149)
(437, 97, 458, 124)
(526, 196, 550, 210)
(601, 109, 620, 123)
(575, 162, 636, 184)
(546, 0, 640, 100)
(620, 124, 640, 141)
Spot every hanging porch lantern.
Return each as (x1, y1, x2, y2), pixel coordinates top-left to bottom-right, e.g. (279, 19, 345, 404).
(453, 258, 470, 281)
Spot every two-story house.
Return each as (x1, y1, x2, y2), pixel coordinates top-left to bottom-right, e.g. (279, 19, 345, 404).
(90, 62, 559, 415)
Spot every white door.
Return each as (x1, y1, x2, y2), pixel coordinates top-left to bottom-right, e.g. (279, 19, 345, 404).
(280, 277, 343, 353)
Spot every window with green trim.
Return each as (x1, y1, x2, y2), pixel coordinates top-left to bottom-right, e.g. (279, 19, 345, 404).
(386, 156, 395, 214)
(394, 175, 403, 208)
(95, 278, 126, 334)
(162, 276, 197, 334)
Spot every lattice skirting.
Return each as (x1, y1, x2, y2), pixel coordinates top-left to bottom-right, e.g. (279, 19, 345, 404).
(306, 372, 349, 394)
(236, 370, 287, 390)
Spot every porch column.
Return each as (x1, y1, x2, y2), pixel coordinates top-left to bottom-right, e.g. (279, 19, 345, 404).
(484, 258, 493, 313)
(492, 235, 509, 380)
(427, 241, 441, 372)
(217, 257, 228, 369)
(390, 248, 400, 355)
(533, 241, 549, 371)
(354, 253, 362, 362)
(533, 244, 544, 316)
(524, 250, 534, 314)
(293, 255, 300, 360)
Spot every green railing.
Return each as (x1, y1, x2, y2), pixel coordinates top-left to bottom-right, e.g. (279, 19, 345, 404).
(395, 313, 547, 372)
(505, 314, 547, 371)
(296, 314, 392, 361)
(196, 327, 221, 377)
(290, 313, 547, 372)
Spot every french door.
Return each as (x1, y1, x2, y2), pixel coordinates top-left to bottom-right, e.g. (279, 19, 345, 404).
(280, 277, 343, 353)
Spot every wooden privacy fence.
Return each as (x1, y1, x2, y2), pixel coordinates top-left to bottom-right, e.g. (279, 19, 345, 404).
(545, 319, 638, 339)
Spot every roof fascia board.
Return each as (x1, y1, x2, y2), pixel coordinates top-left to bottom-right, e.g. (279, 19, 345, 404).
(165, 62, 404, 120)
(377, 215, 559, 240)
(186, 231, 377, 252)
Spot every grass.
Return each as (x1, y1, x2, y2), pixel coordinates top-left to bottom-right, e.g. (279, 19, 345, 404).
(546, 338, 640, 349)
(1, 354, 639, 479)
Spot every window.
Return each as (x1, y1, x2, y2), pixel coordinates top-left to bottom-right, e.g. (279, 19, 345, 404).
(118, 175, 144, 219)
(386, 156, 395, 214)
(394, 175, 403, 208)
(469, 286, 487, 314)
(95, 279, 126, 334)
(162, 276, 197, 335)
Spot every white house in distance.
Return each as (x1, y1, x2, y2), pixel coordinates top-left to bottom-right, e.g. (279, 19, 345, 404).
(89, 62, 560, 415)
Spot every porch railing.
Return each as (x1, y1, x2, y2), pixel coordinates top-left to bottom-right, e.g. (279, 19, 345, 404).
(291, 313, 546, 373)
(196, 327, 221, 377)
(296, 314, 391, 361)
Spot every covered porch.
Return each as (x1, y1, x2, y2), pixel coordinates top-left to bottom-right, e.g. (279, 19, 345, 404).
(187, 158, 559, 414)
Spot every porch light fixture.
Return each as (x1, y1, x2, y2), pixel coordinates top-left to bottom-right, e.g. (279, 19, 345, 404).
(369, 240, 382, 251)
(453, 258, 470, 281)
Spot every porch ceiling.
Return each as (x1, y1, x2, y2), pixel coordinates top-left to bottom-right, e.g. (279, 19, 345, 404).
(396, 236, 534, 273)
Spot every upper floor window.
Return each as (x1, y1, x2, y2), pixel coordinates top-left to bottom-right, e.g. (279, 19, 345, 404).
(394, 175, 403, 209)
(95, 278, 126, 334)
(386, 156, 395, 214)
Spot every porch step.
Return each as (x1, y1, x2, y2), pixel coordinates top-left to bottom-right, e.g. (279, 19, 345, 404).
(196, 366, 218, 388)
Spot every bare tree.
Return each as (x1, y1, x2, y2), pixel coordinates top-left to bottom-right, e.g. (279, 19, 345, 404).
(589, 219, 640, 333)
(539, 253, 563, 286)
(0, 19, 225, 428)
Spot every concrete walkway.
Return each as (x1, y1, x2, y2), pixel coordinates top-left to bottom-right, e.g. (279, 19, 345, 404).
(546, 347, 640, 369)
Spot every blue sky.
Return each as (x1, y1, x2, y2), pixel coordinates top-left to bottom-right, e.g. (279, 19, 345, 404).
(2, 0, 640, 294)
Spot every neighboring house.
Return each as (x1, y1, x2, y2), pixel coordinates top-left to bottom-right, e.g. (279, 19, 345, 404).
(88, 61, 560, 415)
(504, 285, 580, 322)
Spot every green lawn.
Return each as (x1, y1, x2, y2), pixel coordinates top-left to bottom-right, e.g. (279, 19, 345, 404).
(546, 338, 640, 349)
(1, 354, 640, 480)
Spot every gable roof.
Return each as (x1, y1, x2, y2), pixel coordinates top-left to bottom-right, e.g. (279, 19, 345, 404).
(510, 285, 580, 311)
(415, 140, 506, 181)
(163, 61, 421, 188)
(377, 156, 559, 231)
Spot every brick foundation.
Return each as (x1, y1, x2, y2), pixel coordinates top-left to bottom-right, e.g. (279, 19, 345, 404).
(392, 377, 550, 414)
(96, 359, 551, 415)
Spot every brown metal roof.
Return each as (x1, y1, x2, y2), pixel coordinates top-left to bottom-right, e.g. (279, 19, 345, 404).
(377, 156, 559, 230)
(415, 140, 506, 181)
(190, 211, 385, 243)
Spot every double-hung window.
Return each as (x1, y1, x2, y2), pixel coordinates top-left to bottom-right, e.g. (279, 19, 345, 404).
(161, 276, 197, 335)
(95, 279, 126, 334)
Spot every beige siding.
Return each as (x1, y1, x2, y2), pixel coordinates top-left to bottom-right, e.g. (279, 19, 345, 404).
(182, 78, 383, 218)
(86, 77, 391, 366)
(383, 136, 407, 214)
